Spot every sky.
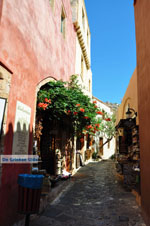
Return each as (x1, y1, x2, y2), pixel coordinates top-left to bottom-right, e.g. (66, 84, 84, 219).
(84, 0, 136, 104)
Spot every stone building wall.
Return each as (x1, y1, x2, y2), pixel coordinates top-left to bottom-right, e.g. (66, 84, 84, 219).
(116, 68, 138, 125)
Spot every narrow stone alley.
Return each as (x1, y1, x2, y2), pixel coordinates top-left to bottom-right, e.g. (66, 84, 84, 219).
(30, 160, 146, 226)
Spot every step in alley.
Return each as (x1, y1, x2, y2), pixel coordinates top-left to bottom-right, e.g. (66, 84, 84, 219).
(30, 160, 146, 226)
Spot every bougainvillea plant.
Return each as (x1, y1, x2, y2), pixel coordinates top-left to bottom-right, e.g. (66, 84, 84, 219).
(37, 75, 114, 137)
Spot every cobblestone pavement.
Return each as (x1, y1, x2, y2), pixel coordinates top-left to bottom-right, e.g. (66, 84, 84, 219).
(30, 160, 146, 226)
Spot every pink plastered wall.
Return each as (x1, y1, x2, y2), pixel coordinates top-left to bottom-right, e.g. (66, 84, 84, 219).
(0, 0, 76, 225)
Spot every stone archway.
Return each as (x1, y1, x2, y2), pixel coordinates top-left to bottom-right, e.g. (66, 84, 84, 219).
(33, 77, 57, 175)
(33, 77, 57, 132)
(122, 97, 131, 119)
(36, 77, 57, 92)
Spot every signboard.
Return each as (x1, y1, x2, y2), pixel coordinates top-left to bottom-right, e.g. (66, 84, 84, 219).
(12, 101, 31, 155)
(0, 98, 6, 136)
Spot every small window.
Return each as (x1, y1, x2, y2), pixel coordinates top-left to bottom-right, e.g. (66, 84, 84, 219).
(87, 30, 89, 46)
(61, 8, 66, 38)
(0, 98, 6, 137)
(89, 79, 91, 92)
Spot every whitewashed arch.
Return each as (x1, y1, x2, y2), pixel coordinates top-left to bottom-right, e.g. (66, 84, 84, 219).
(33, 76, 57, 134)
(122, 97, 131, 119)
(36, 76, 57, 93)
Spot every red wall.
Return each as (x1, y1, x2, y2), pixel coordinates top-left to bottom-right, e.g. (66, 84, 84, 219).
(134, 1, 150, 225)
(0, 0, 76, 225)
(0, 0, 3, 22)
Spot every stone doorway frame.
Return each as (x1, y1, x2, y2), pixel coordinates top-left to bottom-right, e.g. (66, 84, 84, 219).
(0, 62, 13, 185)
(32, 77, 57, 171)
(33, 76, 57, 135)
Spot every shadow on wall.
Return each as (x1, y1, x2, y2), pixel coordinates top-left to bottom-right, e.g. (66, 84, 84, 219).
(0, 122, 33, 226)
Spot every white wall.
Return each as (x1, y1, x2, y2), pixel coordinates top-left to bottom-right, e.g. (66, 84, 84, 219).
(93, 97, 116, 159)
(73, 0, 92, 98)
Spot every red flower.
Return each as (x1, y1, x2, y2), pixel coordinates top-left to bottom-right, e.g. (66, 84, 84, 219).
(94, 105, 98, 108)
(84, 116, 89, 119)
(96, 111, 103, 115)
(38, 102, 48, 110)
(76, 104, 80, 107)
(73, 112, 78, 115)
(94, 127, 98, 131)
(105, 118, 111, 121)
(93, 100, 97, 104)
(80, 138, 84, 143)
(38, 102, 43, 108)
(80, 108, 85, 112)
(43, 104, 48, 110)
(67, 110, 71, 115)
(86, 125, 92, 129)
(45, 98, 51, 104)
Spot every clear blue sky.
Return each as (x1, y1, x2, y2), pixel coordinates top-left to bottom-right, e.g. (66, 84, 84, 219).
(84, 0, 136, 104)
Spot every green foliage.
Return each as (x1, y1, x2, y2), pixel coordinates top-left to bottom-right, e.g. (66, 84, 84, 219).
(37, 75, 115, 137)
(100, 113, 116, 139)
